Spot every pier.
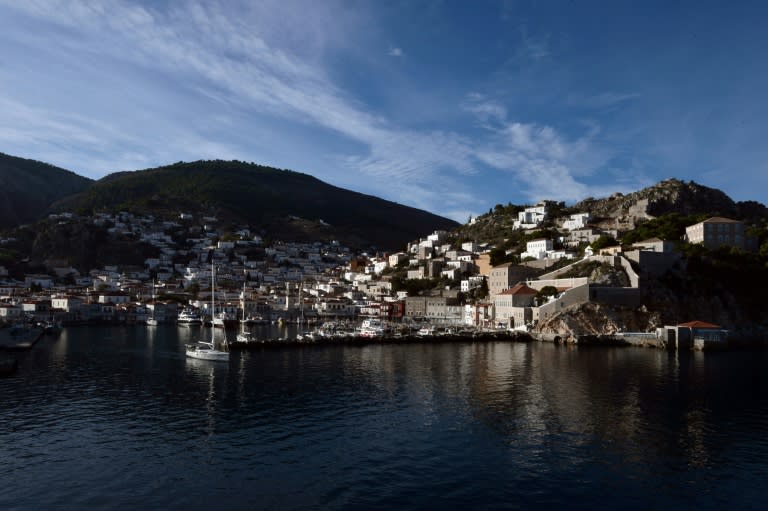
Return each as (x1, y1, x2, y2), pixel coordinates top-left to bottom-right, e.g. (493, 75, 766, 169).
(228, 329, 534, 349)
(0, 326, 44, 351)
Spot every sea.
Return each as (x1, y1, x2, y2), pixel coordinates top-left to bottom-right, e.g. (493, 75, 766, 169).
(2, 324, 768, 510)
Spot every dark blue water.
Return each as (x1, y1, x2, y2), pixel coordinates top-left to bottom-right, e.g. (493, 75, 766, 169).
(2, 325, 768, 510)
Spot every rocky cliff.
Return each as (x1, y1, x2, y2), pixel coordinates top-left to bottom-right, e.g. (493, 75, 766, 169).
(571, 178, 763, 231)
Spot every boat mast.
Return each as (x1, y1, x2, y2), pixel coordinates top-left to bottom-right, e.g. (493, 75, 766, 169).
(299, 281, 304, 325)
(241, 274, 246, 334)
(211, 263, 215, 346)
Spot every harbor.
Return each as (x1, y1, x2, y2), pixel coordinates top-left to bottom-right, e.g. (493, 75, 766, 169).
(3, 324, 768, 511)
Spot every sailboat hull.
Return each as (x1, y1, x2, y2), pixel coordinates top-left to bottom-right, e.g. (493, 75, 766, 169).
(186, 264, 230, 362)
(186, 347, 229, 361)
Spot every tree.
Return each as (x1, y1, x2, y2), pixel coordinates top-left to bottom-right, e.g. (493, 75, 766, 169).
(590, 235, 618, 251)
(535, 286, 558, 306)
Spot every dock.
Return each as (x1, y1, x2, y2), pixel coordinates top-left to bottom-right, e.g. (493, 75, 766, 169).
(228, 329, 533, 349)
(0, 326, 44, 351)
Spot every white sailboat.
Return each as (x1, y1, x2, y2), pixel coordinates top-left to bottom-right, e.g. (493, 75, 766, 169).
(186, 264, 230, 362)
(146, 280, 159, 326)
(236, 278, 254, 343)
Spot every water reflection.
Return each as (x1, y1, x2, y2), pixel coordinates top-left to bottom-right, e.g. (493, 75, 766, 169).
(3, 326, 768, 510)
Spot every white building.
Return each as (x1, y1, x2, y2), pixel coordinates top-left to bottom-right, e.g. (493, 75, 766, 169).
(461, 275, 486, 293)
(388, 252, 409, 267)
(685, 217, 746, 250)
(24, 275, 54, 289)
(562, 212, 590, 231)
(514, 203, 547, 229)
(427, 230, 448, 244)
(521, 239, 554, 260)
(461, 242, 480, 253)
(0, 305, 23, 320)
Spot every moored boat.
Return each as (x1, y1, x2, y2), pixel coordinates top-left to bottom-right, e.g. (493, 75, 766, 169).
(177, 308, 203, 325)
(186, 263, 229, 362)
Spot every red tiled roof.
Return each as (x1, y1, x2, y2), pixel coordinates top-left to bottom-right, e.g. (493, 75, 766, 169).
(500, 284, 538, 295)
(677, 320, 721, 329)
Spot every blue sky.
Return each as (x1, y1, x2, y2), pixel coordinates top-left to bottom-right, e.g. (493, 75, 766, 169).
(1, 1, 767, 222)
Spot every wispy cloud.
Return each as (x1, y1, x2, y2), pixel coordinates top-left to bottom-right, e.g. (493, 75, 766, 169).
(0, 0, 658, 221)
(463, 92, 627, 203)
(463, 93, 507, 126)
(568, 91, 641, 110)
(1, 1, 485, 212)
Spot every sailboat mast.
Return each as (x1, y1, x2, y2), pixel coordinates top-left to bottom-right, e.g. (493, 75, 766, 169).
(241, 278, 246, 333)
(211, 263, 215, 344)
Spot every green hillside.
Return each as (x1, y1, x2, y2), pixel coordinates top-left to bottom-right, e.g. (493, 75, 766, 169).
(53, 159, 458, 249)
(0, 152, 93, 229)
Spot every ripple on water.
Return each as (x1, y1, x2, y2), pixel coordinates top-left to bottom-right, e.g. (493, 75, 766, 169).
(3, 328, 768, 511)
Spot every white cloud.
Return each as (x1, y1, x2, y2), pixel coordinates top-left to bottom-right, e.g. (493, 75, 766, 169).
(463, 92, 615, 203)
(0, 1, 654, 220)
(0, 0, 491, 218)
(463, 93, 507, 125)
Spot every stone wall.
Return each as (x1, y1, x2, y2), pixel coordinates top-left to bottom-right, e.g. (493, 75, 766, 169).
(526, 277, 589, 291)
(538, 284, 590, 321)
(624, 250, 681, 280)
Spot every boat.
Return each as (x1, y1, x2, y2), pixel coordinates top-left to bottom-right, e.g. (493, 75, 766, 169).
(38, 320, 61, 335)
(241, 314, 267, 325)
(358, 318, 385, 337)
(146, 280, 159, 326)
(236, 280, 255, 343)
(186, 264, 229, 362)
(417, 326, 436, 336)
(177, 308, 203, 325)
(213, 311, 238, 330)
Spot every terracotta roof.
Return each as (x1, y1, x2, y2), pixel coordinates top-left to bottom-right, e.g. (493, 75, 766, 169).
(500, 284, 538, 295)
(677, 320, 721, 329)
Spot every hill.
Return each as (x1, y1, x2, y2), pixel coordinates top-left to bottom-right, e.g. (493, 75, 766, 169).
(571, 178, 768, 231)
(454, 179, 768, 252)
(418, 178, 768, 336)
(52, 160, 458, 249)
(0, 152, 93, 230)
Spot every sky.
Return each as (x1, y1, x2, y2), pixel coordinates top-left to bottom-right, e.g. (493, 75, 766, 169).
(1, 0, 767, 222)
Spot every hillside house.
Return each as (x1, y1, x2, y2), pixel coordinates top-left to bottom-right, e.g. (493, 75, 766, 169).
(21, 300, 52, 318)
(0, 304, 23, 320)
(492, 284, 537, 328)
(488, 263, 539, 297)
(514, 203, 547, 229)
(25, 275, 54, 289)
(521, 239, 553, 260)
(562, 212, 591, 231)
(388, 252, 409, 267)
(461, 275, 486, 293)
(684, 217, 746, 250)
(631, 238, 676, 253)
